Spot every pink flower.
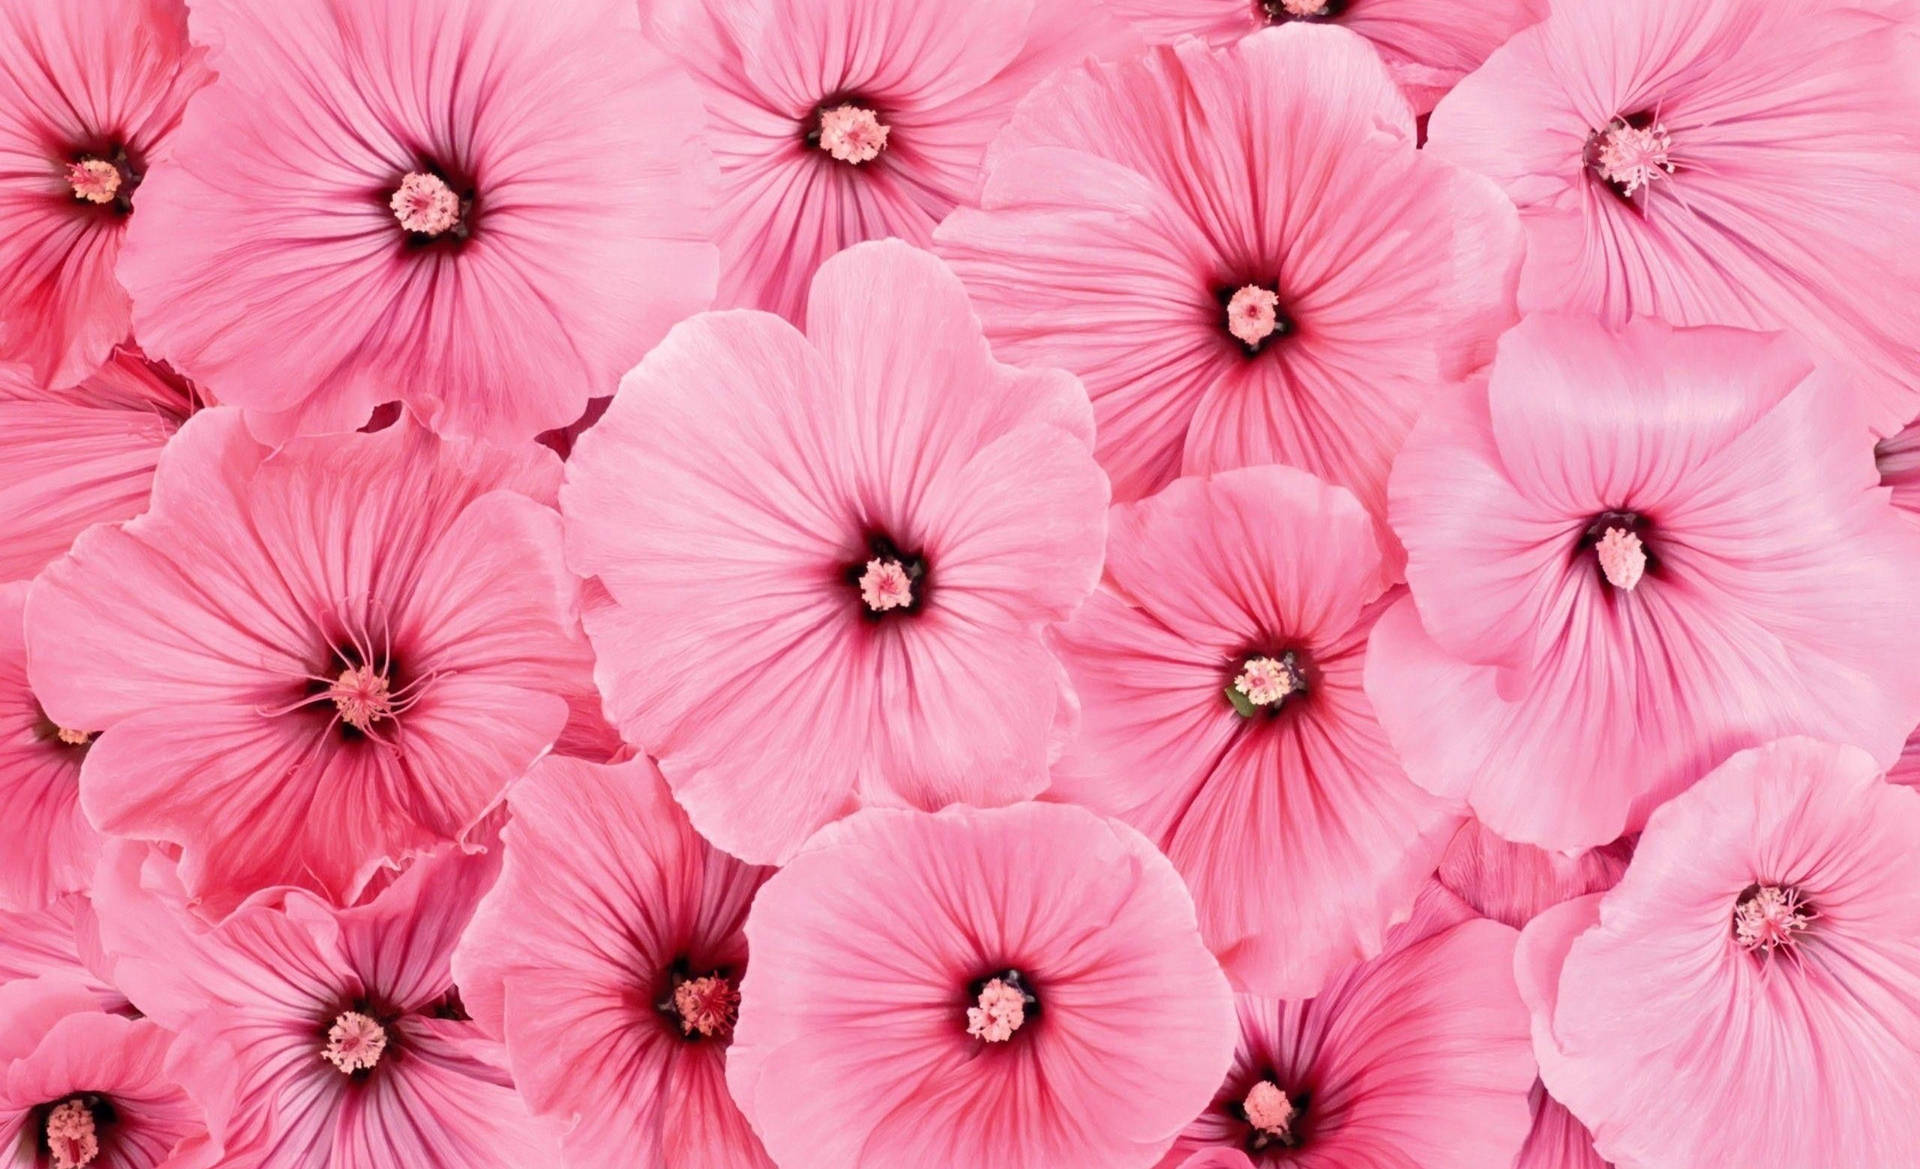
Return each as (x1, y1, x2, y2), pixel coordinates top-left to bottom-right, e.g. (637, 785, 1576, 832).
(0, 0, 209, 388)
(649, 0, 1133, 320)
(0, 583, 98, 911)
(1158, 886, 1535, 1169)
(93, 844, 561, 1169)
(1100, 0, 1547, 112)
(0, 896, 128, 1016)
(0, 977, 207, 1169)
(1046, 465, 1461, 997)
(563, 241, 1108, 863)
(1428, 0, 1920, 434)
(116, 0, 718, 444)
(1517, 737, 1920, 1169)
(1367, 316, 1920, 850)
(451, 755, 775, 1169)
(935, 27, 1521, 523)
(26, 409, 582, 916)
(0, 347, 203, 585)
(1880, 412, 1920, 523)
(727, 802, 1237, 1169)
(1435, 820, 1634, 933)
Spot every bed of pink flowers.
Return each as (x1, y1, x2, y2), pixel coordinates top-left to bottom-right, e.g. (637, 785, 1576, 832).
(3, 0, 1920, 1167)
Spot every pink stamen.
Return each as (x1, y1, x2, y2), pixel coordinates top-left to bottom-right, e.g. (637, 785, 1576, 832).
(1735, 885, 1813, 954)
(1242, 1081, 1295, 1145)
(1226, 285, 1283, 348)
(55, 726, 92, 746)
(817, 105, 889, 165)
(1234, 656, 1299, 707)
(1595, 527, 1647, 591)
(322, 1011, 388, 1074)
(859, 558, 913, 613)
(66, 160, 121, 205)
(1276, 0, 1325, 15)
(671, 975, 741, 1039)
(45, 1100, 99, 1169)
(1596, 121, 1674, 196)
(389, 172, 461, 236)
(965, 978, 1027, 1043)
(328, 665, 394, 732)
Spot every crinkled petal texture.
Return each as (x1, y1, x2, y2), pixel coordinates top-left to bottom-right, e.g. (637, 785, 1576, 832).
(93, 842, 561, 1169)
(451, 755, 775, 1169)
(1159, 911, 1534, 1169)
(117, 0, 717, 443)
(935, 26, 1520, 523)
(1428, 0, 1920, 434)
(1047, 465, 1460, 998)
(26, 408, 579, 916)
(1435, 819, 1634, 932)
(0, 895, 127, 1014)
(0, 0, 209, 387)
(1369, 316, 1920, 850)
(729, 803, 1236, 1169)
(651, 0, 1133, 320)
(1100, 0, 1547, 112)
(0, 977, 206, 1169)
(1519, 738, 1920, 1169)
(0, 582, 98, 910)
(564, 241, 1107, 864)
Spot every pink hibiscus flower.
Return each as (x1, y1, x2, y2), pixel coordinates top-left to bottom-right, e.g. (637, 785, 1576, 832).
(0, 582, 98, 911)
(648, 0, 1133, 320)
(452, 755, 775, 1169)
(116, 0, 717, 443)
(934, 27, 1520, 521)
(0, 347, 204, 584)
(1158, 883, 1535, 1169)
(1428, 0, 1920, 434)
(0, 977, 207, 1169)
(1518, 737, 1920, 1169)
(0, 0, 209, 388)
(93, 844, 560, 1169)
(563, 241, 1108, 864)
(26, 409, 582, 916)
(1099, 0, 1546, 113)
(0, 896, 128, 1016)
(1367, 315, 1920, 850)
(1047, 465, 1461, 997)
(728, 802, 1236, 1169)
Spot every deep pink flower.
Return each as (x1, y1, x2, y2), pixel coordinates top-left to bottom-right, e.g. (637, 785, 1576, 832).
(1518, 737, 1920, 1169)
(0, 582, 98, 911)
(728, 802, 1236, 1169)
(1100, 0, 1546, 112)
(0, 348, 203, 585)
(649, 0, 1133, 320)
(935, 27, 1520, 524)
(563, 241, 1108, 864)
(0, 896, 128, 1016)
(1428, 0, 1920, 434)
(1368, 316, 1920, 850)
(93, 844, 559, 1169)
(1047, 465, 1460, 997)
(26, 409, 582, 916)
(1158, 883, 1534, 1169)
(0, 977, 207, 1169)
(452, 755, 775, 1169)
(116, 0, 717, 443)
(0, 0, 209, 388)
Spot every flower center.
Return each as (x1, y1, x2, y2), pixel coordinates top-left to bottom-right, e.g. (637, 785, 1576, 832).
(858, 558, 914, 612)
(846, 534, 928, 618)
(328, 665, 394, 732)
(1582, 511, 1651, 591)
(390, 172, 463, 238)
(1241, 1080, 1298, 1150)
(670, 975, 741, 1040)
(54, 726, 92, 747)
(1217, 282, 1292, 354)
(1233, 654, 1304, 709)
(66, 159, 121, 205)
(1733, 884, 1813, 955)
(966, 969, 1037, 1043)
(1592, 118, 1674, 198)
(45, 1100, 100, 1169)
(322, 1011, 388, 1074)
(815, 103, 890, 165)
(1259, 0, 1345, 21)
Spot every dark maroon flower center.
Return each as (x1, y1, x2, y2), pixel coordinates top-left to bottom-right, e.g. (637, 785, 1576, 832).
(386, 158, 476, 247)
(964, 967, 1039, 1042)
(845, 531, 929, 619)
(1226, 648, 1312, 719)
(1228, 1075, 1310, 1156)
(63, 142, 142, 217)
(1215, 280, 1295, 356)
(1257, 0, 1349, 23)
(1584, 110, 1675, 205)
(655, 958, 741, 1042)
(1578, 509, 1656, 590)
(804, 94, 890, 165)
(34, 1092, 117, 1169)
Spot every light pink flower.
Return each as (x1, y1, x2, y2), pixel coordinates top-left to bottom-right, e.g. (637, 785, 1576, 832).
(0, 348, 203, 585)
(1100, 0, 1546, 113)
(116, 0, 717, 443)
(1428, 0, 1920, 434)
(0, 583, 98, 911)
(563, 241, 1108, 864)
(26, 409, 581, 916)
(93, 844, 560, 1169)
(1368, 316, 1920, 850)
(0, 977, 207, 1169)
(1158, 885, 1534, 1169)
(935, 27, 1520, 524)
(1047, 465, 1461, 997)
(0, 896, 128, 1016)
(0, 0, 209, 388)
(1518, 737, 1920, 1169)
(451, 755, 775, 1169)
(728, 802, 1236, 1169)
(649, 0, 1133, 320)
